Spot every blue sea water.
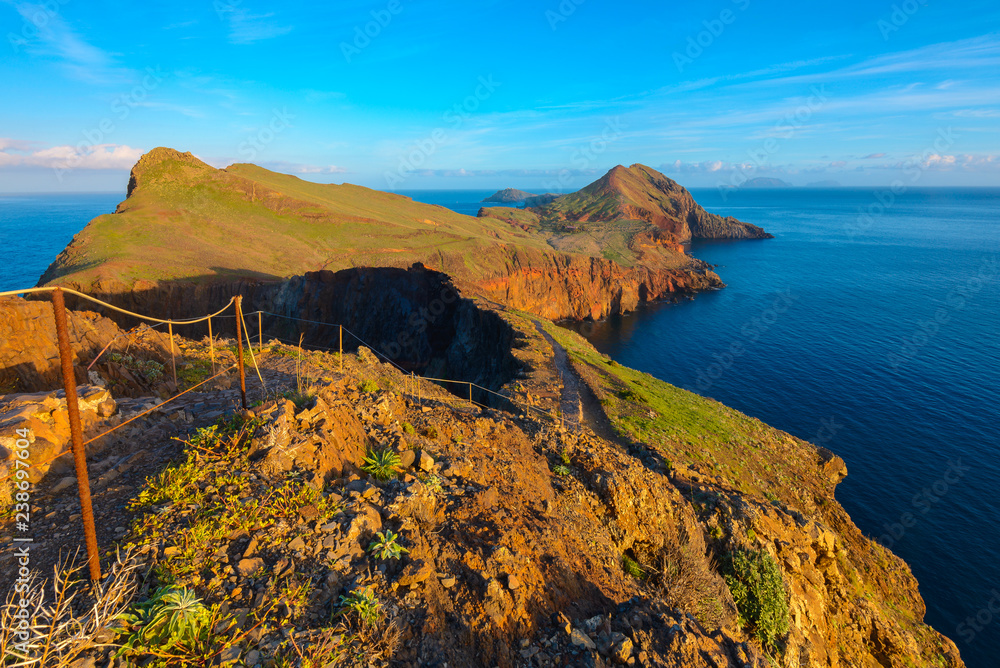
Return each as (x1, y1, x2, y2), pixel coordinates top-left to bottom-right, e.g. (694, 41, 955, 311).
(0, 193, 124, 292)
(2, 187, 998, 666)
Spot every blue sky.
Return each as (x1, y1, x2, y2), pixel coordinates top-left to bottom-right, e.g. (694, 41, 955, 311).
(1, 0, 999, 193)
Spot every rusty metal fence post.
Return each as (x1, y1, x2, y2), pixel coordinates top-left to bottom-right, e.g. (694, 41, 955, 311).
(235, 296, 247, 409)
(168, 321, 177, 387)
(258, 311, 263, 351)
(208, 316, 216, 374)
(50, 289, 101, 581)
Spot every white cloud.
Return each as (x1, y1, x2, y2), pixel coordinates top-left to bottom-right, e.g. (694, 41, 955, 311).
(217, 5, 293, 45)
(0, 143, 143, 170)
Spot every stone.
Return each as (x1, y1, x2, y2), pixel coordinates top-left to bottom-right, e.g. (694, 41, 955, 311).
(243, 537, 259, 558)
(344, 503, 382, 545)
(418, 450, 434, 472)
(51, 476, 76, 493)
(237, 557, 265, 577)
(398, 449, 416, 469)
(218, 645, 241, 665)
(610, 634, 633, 664)
(245, 650, 261, 666)
(397, 559, 434, 587)
(163, 546, 181, 558)
(507, 573, 521, 590)
(67, 657, 95, 668)
(439, 576, 457, 588)
(571, 627, 596, 650)
(288, 536, 306, 551)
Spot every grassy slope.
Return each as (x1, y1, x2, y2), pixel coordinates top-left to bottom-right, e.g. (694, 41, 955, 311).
(44, 151, 710, 290)
(41, 149, 557, 287)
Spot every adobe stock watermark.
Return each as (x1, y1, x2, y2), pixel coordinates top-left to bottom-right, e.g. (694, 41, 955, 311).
(540, 117, 627, 193)
(53, 66, 166, 182)
(810, 416, 844, 447)
(545, 0, 585, 30)
(237, 108, 295, 161)
(693, 288, 798, 393)
(846, 127, 957, 239)
(877, 458, 970, 550)
(716, 85, 827, 201)
(341, 0, 403, 63)
(383, 75, 500, 189)
(673, 0, 751, 73)
(7, 0, 71, 53)
(877, 0, 929, 40)
(957, 588, 1000, 645)
(887, 255, 998, 369)
(213, 0, 240, 18)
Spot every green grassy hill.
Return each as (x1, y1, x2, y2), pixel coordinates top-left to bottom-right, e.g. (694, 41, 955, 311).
(41, 148, 564, 288)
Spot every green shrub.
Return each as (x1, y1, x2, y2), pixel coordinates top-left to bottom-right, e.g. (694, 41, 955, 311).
(402, 422, 415, 435)
(338, 588, 381, 628)
(622, 554, 645, 579)
(552, 464, 570, 476)
(721, 549, 789, 653)
(359, 379, 379, 393)
(361, 448, 402, 481)
(117, 586, 214, 658)
(368, 530, 408, 560)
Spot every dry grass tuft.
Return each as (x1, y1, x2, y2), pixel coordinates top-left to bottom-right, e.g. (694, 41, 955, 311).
(0, 549, 141, 667)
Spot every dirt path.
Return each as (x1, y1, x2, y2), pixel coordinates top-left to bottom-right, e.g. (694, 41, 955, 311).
(532, 320, 583, 431)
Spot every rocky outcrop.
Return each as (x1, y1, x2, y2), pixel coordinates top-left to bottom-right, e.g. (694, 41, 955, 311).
(473, 249, 724, 320)
(0, 297, 121, 392)
(0, 385, 115, 497)
(534, 164, 772, 242)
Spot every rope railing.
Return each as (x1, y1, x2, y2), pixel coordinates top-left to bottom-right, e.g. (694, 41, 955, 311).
(0, 286, 236, 326)
(241, 310, 559, 423)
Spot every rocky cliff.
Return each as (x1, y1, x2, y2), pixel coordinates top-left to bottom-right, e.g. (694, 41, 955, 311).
(532, 164, 772, 243)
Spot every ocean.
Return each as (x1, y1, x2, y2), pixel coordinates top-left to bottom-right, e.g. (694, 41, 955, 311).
(2, 187, 998, 666)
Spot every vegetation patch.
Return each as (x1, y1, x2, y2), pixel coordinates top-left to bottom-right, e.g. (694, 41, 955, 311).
(721, 549, 790, 654)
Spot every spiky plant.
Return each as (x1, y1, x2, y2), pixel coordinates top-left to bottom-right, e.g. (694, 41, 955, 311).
(361, 449, 402, 481)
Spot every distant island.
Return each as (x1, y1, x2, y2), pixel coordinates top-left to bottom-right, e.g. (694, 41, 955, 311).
(806, 180, 842, 187)
(741, 177, 794, 188)
(481, 188, 536, 203)
(482, 188, 560, 207)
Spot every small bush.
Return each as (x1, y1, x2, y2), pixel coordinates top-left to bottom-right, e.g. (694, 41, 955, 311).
(338, 588, 381, 628)
(402, 422, 415, 435)
(655, 530, 734, 630)
(110, 352, 165, 383)
(552, 464, 570, 476)
(368, 530, 408, 560)
(117, 586, 214, 658)
(721, 549, 790, 653)
(622, 554, 645, 579)
(359, 379, 379, 393)
(362, 448, 402, 481)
